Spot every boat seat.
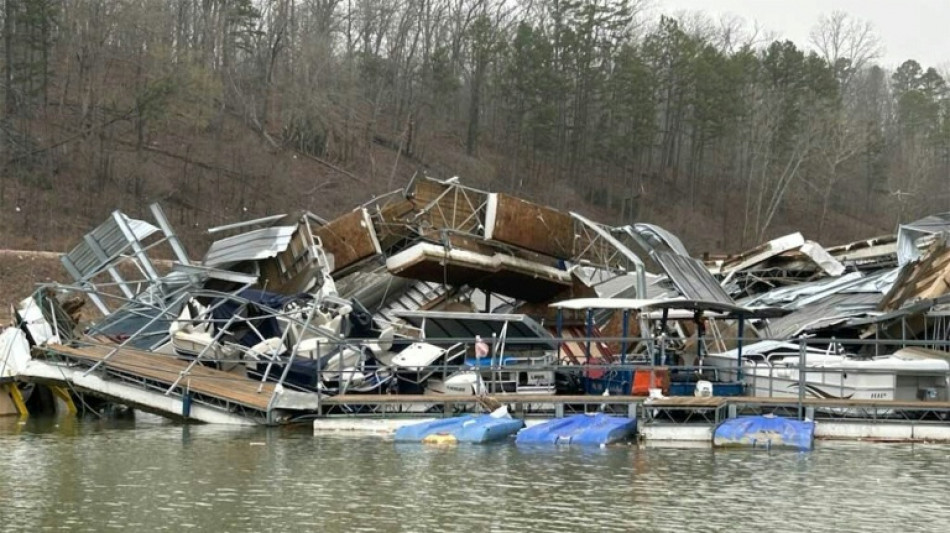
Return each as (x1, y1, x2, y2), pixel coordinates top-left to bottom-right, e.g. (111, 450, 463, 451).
(366, 326, 395, 355)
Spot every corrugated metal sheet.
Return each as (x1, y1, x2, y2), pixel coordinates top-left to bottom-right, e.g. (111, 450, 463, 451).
(632, 223, 690, 256)
(203, 226, 297, 267)
(765, 292, 881, 338)
(653, 250, 734, 305)
(63, 213, 159, 281)
(716, 233, 806, 275)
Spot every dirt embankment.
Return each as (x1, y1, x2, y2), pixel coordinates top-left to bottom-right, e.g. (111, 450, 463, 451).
(0, 250, 68, 322)
(0, 249, 182, 325)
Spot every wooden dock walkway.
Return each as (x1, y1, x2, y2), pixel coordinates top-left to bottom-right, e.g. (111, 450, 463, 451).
(38, 343, 276, 411)
(17, 342, 323, 424)
(19, 342, 950, 427)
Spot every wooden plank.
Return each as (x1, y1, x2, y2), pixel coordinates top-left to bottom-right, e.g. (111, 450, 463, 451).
(44, 344, 274, 410)
(314, 208, 381, 274)
(485, 193, 576, 259)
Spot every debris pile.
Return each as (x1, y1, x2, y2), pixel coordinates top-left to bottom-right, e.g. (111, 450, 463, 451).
(5, 176, 950, 419)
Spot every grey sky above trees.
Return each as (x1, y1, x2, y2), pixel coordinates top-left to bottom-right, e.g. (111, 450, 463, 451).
(658, 0, 948, 69)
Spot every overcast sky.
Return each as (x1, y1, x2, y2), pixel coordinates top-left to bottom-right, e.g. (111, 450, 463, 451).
(654, 0, 947, 70)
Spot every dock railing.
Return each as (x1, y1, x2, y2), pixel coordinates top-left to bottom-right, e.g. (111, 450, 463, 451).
(29, 327, 950, 424)
(253, 333, 950, 421)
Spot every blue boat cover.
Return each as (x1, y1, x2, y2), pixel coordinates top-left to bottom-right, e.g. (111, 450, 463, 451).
(713, 415, 815, 451)
(464, 356, 515, 367)
(515, 413, 637, 446)
(394, 415, 524, 443)
(668, 381, 745, 396)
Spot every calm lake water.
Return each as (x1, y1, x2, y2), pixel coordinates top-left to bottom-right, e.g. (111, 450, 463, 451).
(1, 415, 949, 532)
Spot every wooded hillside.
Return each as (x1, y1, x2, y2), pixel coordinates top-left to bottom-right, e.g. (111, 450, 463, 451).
(1, 1, 947, 256)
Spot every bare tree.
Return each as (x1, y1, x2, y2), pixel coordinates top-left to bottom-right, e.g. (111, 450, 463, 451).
(809, 11, 882, 89)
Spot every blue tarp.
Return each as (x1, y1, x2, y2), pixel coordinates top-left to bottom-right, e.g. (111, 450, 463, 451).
(668, 381, 745, 396)
(394, 415, 524, 443)
(713, 415, 815, 451)
(516, 413, 637, 446)
(464, 356, 515, 367)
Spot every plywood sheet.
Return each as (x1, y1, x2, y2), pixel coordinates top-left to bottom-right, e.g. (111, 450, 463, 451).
(486, 193, 575, 259)
(314, 208, 381, 273)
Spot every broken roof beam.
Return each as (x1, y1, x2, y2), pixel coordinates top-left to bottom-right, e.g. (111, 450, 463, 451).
(207, 214, 288, 234)
(385, 240, 572, 302)
(149, 203, 191, 266)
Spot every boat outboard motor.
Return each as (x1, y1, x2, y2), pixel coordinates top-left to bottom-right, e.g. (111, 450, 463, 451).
(345, 299, 376, 339)
(695, 380, 713, 397)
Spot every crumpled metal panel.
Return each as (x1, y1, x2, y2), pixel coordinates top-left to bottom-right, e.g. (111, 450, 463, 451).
(897, 212, 950, 266)
(62, 214, 159, 280)
(764, 292, 881, 338)
(203, 226, 297, 267)
(632, 223, 690, 257)
(653, 250, 734, 305)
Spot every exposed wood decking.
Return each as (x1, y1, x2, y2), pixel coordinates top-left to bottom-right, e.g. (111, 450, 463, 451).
(37, 343, 275, 411)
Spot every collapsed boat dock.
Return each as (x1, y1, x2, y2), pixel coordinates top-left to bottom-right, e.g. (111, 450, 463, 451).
(9, 174, 950, 446)
(21, 342, 320, 424)
(19, 338, 950, 444)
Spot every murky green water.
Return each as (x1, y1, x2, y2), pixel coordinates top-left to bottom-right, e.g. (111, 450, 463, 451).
(1, 415, 949, 532)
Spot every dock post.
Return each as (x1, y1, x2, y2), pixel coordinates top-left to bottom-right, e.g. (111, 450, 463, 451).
(798, 342, 806, 420)
(736, 315, 744, 381)
(627, 403, 636, 420)
(555, 403, 564, 418)
(2, 383, 28, 418)
(728, 404, 737, 419)
(182, 388, 192, 419)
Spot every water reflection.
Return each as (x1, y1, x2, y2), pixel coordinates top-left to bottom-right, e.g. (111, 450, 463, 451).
(1, 418, 950, 531)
